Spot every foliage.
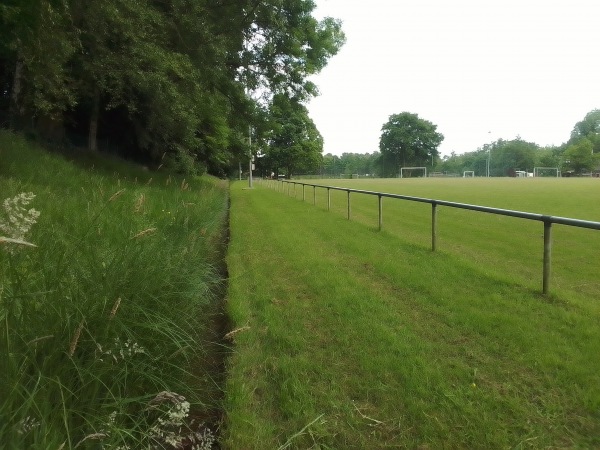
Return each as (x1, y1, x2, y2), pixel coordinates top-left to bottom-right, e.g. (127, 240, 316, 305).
(261, 94, 323, 178)
(379, 112, 444, 171)
(438, 139, 541, 176)
(488, 138, 538, 176)
(570, 109, 600, 148)
(0, 0, 344, 176)
(315, 152, 383, 177)
(0, 131, 229, 447)
(563, 138, 598, 174)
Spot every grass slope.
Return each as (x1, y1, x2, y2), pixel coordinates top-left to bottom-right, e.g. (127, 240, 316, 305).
(0, 131, 229, 448)
(225, 180, 600, 449)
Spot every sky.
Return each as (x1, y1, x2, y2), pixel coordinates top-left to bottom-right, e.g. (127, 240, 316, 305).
(307, 0, 600, 157)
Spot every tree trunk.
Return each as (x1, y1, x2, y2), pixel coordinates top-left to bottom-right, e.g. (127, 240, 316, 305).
(9, 48, 24, 130)
(88, 87, 100, 151)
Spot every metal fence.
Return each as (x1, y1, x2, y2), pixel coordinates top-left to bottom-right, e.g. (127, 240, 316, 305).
(262, 178, 600, 295)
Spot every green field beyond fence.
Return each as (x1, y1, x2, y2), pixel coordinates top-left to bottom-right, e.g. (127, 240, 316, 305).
(224, 179, 600, 449)
(270, 177, 600, 300)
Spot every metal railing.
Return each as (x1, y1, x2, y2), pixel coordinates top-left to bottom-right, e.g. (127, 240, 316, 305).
(262, 179, 600, 295)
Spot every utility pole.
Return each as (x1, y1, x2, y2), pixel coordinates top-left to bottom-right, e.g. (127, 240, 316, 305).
(248, 125, 253, 188)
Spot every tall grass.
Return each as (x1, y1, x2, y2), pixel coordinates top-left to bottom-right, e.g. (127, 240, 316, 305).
(0, 131, 228, 448)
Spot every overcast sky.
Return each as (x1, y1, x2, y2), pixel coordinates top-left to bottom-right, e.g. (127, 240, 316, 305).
(307, 0, 600, 157)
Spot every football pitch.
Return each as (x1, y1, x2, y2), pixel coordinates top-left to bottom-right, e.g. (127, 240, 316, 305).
(283, 177, 600, 300)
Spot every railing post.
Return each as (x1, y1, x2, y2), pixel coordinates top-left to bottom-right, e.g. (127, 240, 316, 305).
(313, 186, 316, 205)
(327, 188, 331, 211)
(543, 220, 552, 295)
(347, 190, 351, 220)
(432, 202, 438, 252)
(302, 184, 305, 202)
(378, 195, 383, 231)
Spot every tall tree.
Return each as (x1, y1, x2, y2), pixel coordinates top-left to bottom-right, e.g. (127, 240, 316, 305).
(0, 0, 77, 130)
(488, 138, 537, 176)
(379, 112, 444, 171)
(239, 1, 345, 100)
(0, 0, 344, 176)
(263, 93, 323, 178)
(563, 138, 597, 174)
(569, 109, 600, 154)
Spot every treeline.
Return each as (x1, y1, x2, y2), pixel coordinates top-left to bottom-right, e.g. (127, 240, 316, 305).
(299, 109, 600, 178)
(0, 0, 344, 176)
(438, 110, 600, 176)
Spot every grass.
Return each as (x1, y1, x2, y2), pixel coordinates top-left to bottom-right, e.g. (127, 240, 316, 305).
(274, 177, 600, 301)
(224, 179, 600, 449)
(0, 130, 229, 448)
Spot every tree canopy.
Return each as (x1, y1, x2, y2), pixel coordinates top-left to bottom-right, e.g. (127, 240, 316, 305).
(0, 0, 344, 175)
(261, 93, 323, 178)
(379, 112, 444, 172)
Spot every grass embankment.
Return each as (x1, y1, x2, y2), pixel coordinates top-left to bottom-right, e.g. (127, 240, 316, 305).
(0, 131, 229, 448)
(225, 180, 600, 449)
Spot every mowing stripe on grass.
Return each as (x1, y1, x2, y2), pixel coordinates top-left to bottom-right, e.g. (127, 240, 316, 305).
(224, 181, 600, 449)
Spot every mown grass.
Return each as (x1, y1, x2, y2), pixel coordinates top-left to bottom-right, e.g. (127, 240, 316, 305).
(224, 180, 600, 449)
(0, 131, 229, 448)
(276, 177, 600, 301)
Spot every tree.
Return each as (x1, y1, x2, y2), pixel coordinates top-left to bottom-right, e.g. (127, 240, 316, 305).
(0, 0, 77, 130)
(0, 0, 344, 176)
(263, 94, 323, 178)
(535, 146, 562, 168)
(569, 109, 600, 154)
(379, 112, 444, 172)
(563, 138, 596, 174)
(489, 138, 537, 176)
(239, 3, 345, 101)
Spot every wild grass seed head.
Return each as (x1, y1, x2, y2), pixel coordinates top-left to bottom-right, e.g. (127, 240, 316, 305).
(69, 318, 86, 357)
(109, 297, 122, 319)
(108, 189, 125, 202)
(131, 227, 157, 239)
(134, 194, 146, 213)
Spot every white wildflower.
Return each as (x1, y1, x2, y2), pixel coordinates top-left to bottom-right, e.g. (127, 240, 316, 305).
(147, 393, 196, 449)
(0, 192, 40, 254)
(190, 425, 215, 450)
(16, 416, 40, 435)
(96, 337, 146, 364)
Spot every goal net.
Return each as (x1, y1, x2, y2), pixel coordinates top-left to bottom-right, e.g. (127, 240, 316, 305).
(463, 171, 475, 178)
(400, 167, 427, 178)
(533, 167, 560, 177)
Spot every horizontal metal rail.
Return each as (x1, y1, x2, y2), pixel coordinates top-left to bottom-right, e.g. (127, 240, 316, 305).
(266, 179, 600, 295)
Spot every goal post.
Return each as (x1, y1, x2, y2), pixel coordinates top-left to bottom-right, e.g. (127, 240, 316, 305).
(533, 167, 560, 177)
(400, 167, 427, 178)
(463, 171, 475, 178)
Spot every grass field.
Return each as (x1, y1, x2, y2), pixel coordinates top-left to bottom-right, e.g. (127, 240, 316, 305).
(224, 178, 600, 449)
(272, 177, 600, 301)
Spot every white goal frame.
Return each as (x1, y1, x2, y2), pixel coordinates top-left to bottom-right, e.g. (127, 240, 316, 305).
(400, 167, 427, 178)
(463, 171, 475, 178)
(533, 167, 560, 177)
